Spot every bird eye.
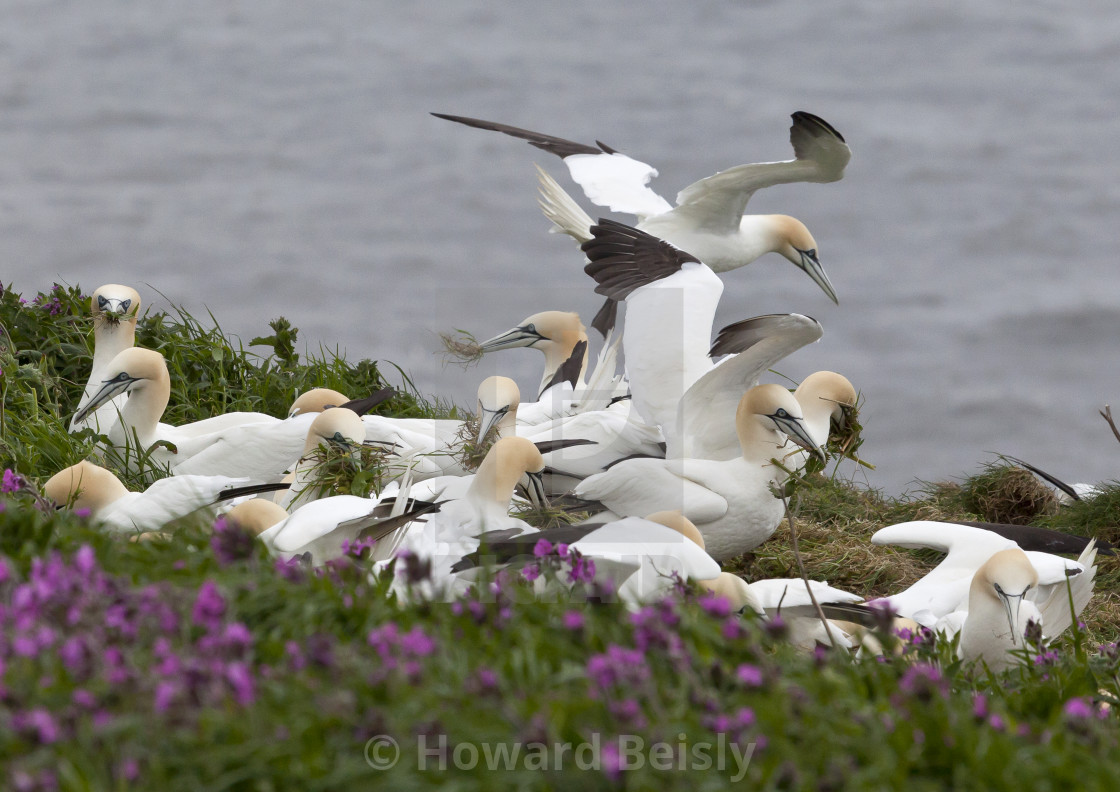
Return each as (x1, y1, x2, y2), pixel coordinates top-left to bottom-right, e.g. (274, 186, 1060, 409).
(97, 296, 110, 309)
(994, 583, 1005, 596)
(775, 408, 789, 419)
(120, 299, 132, 312)
(524, 323, 536, 333)
(115, 372, 131, 382)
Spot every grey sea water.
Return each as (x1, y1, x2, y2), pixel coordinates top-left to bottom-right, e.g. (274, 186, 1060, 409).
(1, 1, 1117, 495)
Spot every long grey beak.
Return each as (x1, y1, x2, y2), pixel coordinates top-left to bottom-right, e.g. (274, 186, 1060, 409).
(524, 470, 549, 510)
(72, 373, 137, 425)
(999, 591, 1026, 646)
(797, 249, 838, 305)
(479, 325, 546, 353)
(773, 413, 826, 463)
(476, 406, 509, 443)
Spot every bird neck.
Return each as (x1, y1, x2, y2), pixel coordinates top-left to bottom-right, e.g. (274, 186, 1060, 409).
(91, 318, 137, 372)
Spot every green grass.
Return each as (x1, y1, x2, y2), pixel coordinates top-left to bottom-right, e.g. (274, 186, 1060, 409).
(1, 281, 1119, 790)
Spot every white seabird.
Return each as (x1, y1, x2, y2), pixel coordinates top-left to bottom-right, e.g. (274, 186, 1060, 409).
(870, 521, 1093, 631)
(70, 284, 142, 434)
(42, 459, 278, 534)
(574, 384, 824, 562)
(433, 110, 848, 304)
(581, 218, 823, 440)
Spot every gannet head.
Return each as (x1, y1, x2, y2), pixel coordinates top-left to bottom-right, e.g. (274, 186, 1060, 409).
(645, 510, 706, 550)
(303, 408, 366, 457)
(90, 284, 142, 327)
(737, 384, 826, 462)
(43, 460, 129, 513)
(288, 388, 350, 418)
(795, 371, 857, 437)
(478, 311, 586, 355)
(471, 435, 547, 510)
(71, 347, 169, 426)
(224, 498, 289, 536)
(972, 548, 1039, 646)
(476, 376, 521, 442)
(770, 216, 837, 305)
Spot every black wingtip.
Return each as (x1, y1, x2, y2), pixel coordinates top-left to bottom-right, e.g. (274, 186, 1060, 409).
(214, 482, 292, 502)
(341, 388, 397, 417)
(1000, 455, 1082, 502)
(538, 339, 587, 398)
(590, 297, 618, 339)
(791, 111, 845, 143)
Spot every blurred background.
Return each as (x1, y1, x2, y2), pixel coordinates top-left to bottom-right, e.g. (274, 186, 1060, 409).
(1, 1, 1117, 494)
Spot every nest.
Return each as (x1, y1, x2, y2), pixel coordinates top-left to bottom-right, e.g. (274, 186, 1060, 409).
(961, 464, 1058, 524)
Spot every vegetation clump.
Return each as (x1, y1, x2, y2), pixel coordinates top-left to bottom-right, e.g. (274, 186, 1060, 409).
(1, 282, 1118, 789)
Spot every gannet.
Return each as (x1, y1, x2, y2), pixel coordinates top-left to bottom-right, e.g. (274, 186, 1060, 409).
(288, 388, 351, 418)
(478, 309, 630, 425)
(574, 384, 824, 561)
(937, 543, 1097, 671)
(42, 460, 280, 534)
(361, 376, 523, 480)
(870, 521, 1092, 631)
(669, 315, 827, 460)
(433, 111, 847, 304)
(451, 510, 722, 605)
(277, 408, 368, 511)
(385, 437, 549, 595)
(479, 311, 589, 398)
(71, 347, 372, 479)
(70, 284, 142, 434)
(257, 493, 441, 567)
(581, 218, 823, 439)
(774, 371, 857, 470)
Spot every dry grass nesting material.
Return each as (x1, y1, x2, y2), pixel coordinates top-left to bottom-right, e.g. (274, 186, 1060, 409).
(961, 464, 1058, 524)
(439, 330, 484, 368)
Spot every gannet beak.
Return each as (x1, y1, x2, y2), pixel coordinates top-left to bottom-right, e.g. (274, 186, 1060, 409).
(997, 586, 1027, 646)
(476, 406, 509, 443)
(796, 249, 839, 305)
(97, 296, 135, 325)
(72, 373, 138, 425)
(479, 324, 546, 352)
(525, 470, 549, 510)
(773, 412, 826, 463)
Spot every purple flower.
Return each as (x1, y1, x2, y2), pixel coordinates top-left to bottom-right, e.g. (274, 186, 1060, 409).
(153, 681, 179, 712)
(562, 610, 584, 630)
(600, 741, 623, 780)
(400, 626, 436, 657)
(1, 469, 22, 494)
(532, 538, 554, 557)
(1064, 697, 1095, 719)
(521, 564, 542, 582)
(567, 554, 596, 584)
(210, 518, 256, 566)
(225, 662, 255, 706)
(699, 594, 731, 618)
(736, 664, 764, 687)
(59, 636, 89, 675)
(972, 693, 988, 720)
(286, 641, 307, 671)
(586, 645, 649, 693)
(476, 668, 498, 690)
(191, 581, 227, 628)
(274, 557, 305, 583)
(987, 714, 1006, 732)
(19, 708, 59, 744)
(898, 663, 947, 700)
(72, 545, 96, 576)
